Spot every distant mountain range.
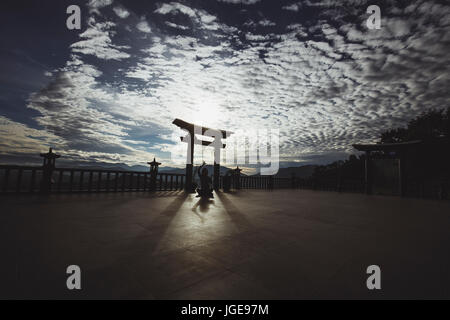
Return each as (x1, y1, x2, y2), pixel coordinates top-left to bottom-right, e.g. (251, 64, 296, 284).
(161, 165, 238, 176)
(65, 163, 238, 175)
(269, 165, 317, 178)
(59, 163, 317, 178)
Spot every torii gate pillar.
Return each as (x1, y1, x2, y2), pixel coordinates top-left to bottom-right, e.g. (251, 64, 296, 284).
(185, 132, 195, 193)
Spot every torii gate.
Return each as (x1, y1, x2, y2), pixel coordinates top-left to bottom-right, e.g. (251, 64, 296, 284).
(173, 119, 233, 192)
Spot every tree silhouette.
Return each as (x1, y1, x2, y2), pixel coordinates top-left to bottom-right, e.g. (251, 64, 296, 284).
(380, 107, 450, 143)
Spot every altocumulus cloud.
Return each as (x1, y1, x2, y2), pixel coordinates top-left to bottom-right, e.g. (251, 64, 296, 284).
(1, 0, 449, 167)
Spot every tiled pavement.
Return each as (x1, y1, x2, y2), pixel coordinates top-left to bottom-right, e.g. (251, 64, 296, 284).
(1, 190, 450, 299)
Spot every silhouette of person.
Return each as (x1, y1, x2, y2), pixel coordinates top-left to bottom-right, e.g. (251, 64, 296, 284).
(223, 170, 233, 192)
(197, 161, 214, 199)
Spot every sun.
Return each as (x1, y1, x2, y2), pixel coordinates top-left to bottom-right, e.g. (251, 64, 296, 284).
(192, 96, 222, 128)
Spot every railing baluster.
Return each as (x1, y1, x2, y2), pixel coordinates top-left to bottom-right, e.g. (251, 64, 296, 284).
(16, 169, 23, 193)
(130, 173, 133, 191)
(181, 175, 184, 190)
(2, 168, 9, 193)
(106, 172, 111, 192)
(170, 175, 174, 190)
(114, 172, 119, 192)
(69, 170, 74, 192)
(30, 169, 36, 193)
(88, 171, 93, 193)
(143, 173, 147, 191)
(58, 170, 64, 193)
(122, 172, 126, 192)
(136, 173, 140, 191)
(79, 171, 84, 192)
(164, 174, 168, 191)
(158, 174, 162, 191)
(97, 172, 102, 192)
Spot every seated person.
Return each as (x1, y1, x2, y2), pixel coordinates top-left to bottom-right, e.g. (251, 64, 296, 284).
(197, 162, 214, 199)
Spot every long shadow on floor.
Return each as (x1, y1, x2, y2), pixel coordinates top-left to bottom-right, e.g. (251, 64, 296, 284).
(192, 198, 215, 215)
(81, 193, 192, 298)
(216, 192, 253, 231)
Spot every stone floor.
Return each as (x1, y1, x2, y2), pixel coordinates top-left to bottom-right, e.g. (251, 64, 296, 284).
(1, 190, 450, 299)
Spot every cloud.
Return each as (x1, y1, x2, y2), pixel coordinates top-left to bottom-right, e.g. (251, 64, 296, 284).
(154, 2, 219, 31)
(88, 0, 113, 9)
(136, 19, 152, 33)
(216, 0, 261, 4)
(282, 4, 301, 12)
(70, 17, 130, 60)
(25, 54, 164, 165)
(88, 0, 114, 15)
(155, 2, 197, 17)
(113, 6, 130, 19)
(0, 116, 64, 162)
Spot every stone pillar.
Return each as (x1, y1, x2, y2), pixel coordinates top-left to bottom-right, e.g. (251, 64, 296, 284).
(148, 158, 161, 191)
(40, 148, 60, 194)
(185, 132, 195, 193)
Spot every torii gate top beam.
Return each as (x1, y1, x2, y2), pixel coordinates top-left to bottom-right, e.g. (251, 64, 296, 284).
(172, 118, 233, 139)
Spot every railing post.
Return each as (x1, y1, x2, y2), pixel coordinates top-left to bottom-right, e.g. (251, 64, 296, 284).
(16, 169, 23, 193)
(143, 173, 148, 191)
(114, 172, 119, 192)
(2, 168, 10, 193)
(69, 170, 74, 192)
(106, 172, 111, 192)
(88, 171, 93, 193)
(57, 170, 63, 193)
(79, 171, 85, 192)
(30, 169, 36, 193)
(122, 173, 126, 192)
(97, 172, 102, 192)
(268, 176, 273, 190)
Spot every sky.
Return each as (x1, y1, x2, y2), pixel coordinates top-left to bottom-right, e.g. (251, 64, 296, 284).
(0, 0, 449, 171)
